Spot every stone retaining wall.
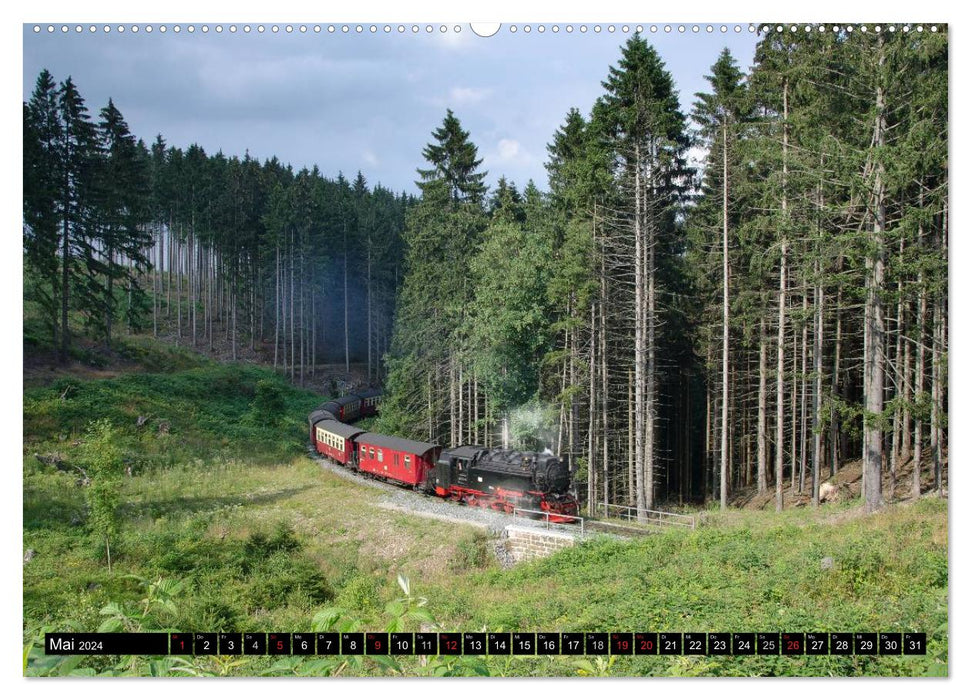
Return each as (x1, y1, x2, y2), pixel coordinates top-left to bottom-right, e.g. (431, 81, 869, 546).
(499, 525, 576, 564)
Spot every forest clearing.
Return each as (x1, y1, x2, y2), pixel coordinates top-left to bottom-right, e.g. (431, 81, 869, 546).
(22, 337, 947, 676)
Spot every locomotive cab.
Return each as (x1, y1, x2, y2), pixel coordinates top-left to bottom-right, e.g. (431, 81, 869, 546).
(433, 446, 485, 494)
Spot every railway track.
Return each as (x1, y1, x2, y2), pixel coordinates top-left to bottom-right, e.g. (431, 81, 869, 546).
(311, 446, 691, 540)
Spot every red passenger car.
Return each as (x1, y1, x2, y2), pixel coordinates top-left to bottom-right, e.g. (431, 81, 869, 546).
(332, 395, 363, 422)
(356, 389, 382, 417)
(313, 420, 365, 465)
(355, 433, 440, 487)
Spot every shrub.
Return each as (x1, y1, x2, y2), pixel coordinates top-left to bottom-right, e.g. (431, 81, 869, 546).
(249, 379, 285, 426)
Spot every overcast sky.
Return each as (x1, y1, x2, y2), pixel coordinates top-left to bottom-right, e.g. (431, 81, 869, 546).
(24, 23, 758, 194)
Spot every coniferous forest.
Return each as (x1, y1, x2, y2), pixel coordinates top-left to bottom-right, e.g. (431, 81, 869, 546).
(24, 28, 948, 518)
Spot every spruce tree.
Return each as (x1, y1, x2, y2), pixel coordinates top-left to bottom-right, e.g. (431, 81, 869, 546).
(56, 76, 99, 361)
(24, 69, 62, 347)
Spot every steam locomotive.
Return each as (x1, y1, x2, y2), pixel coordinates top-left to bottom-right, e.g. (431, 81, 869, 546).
(308, 391, 578, 522)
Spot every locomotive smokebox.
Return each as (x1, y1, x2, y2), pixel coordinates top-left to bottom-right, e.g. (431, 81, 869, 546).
(531, 454, 571, 493)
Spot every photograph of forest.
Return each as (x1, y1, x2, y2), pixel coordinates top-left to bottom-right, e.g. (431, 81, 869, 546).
(22, 22, 947, 678)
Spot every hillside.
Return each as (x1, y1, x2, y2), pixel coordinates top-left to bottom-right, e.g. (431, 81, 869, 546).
(22, 336, 947, 677)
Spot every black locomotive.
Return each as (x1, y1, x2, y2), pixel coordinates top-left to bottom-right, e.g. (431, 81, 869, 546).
(308, 391, 579, 521)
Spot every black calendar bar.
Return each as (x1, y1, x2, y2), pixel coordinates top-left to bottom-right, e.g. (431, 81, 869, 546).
(45, 633, 168, 656)
(43, 632, 927, 656)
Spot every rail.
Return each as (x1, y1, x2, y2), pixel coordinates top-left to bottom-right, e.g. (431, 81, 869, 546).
(512, 508, 585, 537)
(603, 503, 696, 530)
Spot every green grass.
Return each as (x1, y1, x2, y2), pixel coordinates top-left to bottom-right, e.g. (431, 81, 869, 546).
(24, 359, 319, 469)
(421, 499, 947, 676)
(22, 337, 948, 677)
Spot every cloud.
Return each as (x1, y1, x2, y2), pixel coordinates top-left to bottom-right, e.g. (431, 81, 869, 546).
(449, 86, 492, 104)
(497, 138, 521, 161)
(362, 150, 379, 167)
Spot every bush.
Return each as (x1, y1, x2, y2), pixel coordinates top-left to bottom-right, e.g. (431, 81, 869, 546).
(452, 531, 491, 571)
(80, 419, 124, 570)
(249, 379, 286, 427)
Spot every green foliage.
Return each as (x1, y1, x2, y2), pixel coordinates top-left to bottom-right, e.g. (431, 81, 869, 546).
(451, 531, 491, 571)
(335, 574, 382, 613)
(249, 379, 286, 427)
(24, 361, 320, 467)
(467, 206, 554, 413)
(80, 419, 124, 568)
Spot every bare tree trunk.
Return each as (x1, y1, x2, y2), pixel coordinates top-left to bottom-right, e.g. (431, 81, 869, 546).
(569, 310, 577, 464)
(344, 223, 349, 375)
(177, 228, 183, 343)
(901, 314, 912, 462)
(588, 302, 597, 517)
(646, 195, 657, 513)
(274, 240, 280, 368)
(557, 331, 567, 455)
(935, 197, 947, 496)
(757, 316, 768, 493)
(152, 226, 159, 338)
(190, 228, 197, 347)
(367, 248, 373, 384)
(166, 219, 172, 318)
(720, 121, 730, 510)
(632, 158, 646, 521)
(628, 370, 635, 506)
(457, 361, 465, 444)
(912, 276, 926, 499)
(311, 282, 316, 376)
(799, 287, 808, 494)
(775, 78, 789, 513)
(812, 260, 824, 506)
(932, 299, 943, 495)
(890, 239, 905, 501)
(298, 263, 304, 383)
(428, 374, 434, 442)
(830, 285, 843, 477)
(790, 320, 798, 492)
(600, 266, 608, 517)
(208, 249, 214, 352)
(450, 362, 458, 445)
(704, 345, 712, 505)
(863, 41, 887, 514)
(290, 228, 295, 380)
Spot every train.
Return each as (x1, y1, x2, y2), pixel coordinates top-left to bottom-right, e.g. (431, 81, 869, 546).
(307, 391, 579, 522)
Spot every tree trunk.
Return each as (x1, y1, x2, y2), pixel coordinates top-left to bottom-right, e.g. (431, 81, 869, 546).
(274, 239, 280, 368)
(812, 260, 824, 506)
(932, 299, 943, 495)
(344, 223, 350, 375)
(798, 286, 808, 494)
(830, 285, 843, 477)
(757, 316, 768, 494)
(775, 78, 789, 513)
(290, 228, 296, 380)
(176, 229, 183, 342)
(588, 302, 597, 517)
(367, 247, 373, 384)
(912, 276, 926, 499)
(790, 319, 798, 492)
(632, 150, 646, 521)
(628, 370, 635, 506)
(720, 121, 730, 510)
(600, 265, 608, 517)
(863, 41, 887, 514)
